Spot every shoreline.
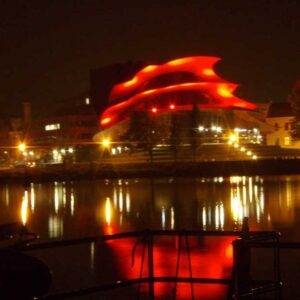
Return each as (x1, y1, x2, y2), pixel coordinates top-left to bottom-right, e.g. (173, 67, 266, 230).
(1, 158, 300, 183)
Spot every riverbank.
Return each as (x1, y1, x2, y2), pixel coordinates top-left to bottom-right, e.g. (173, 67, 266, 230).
(1, 158, 300, 183)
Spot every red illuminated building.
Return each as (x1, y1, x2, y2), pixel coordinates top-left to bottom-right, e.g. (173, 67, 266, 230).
(99, 56, 257, 128)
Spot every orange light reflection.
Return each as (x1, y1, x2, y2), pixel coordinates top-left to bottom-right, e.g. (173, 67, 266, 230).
(21, 191, 29, 225)
(105, 197, 112, 225)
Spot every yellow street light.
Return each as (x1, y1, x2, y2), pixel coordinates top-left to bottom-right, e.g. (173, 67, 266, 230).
(229, 133, 239, 143)
(18, 143, 26, 152)
(102, 139, 111, 147)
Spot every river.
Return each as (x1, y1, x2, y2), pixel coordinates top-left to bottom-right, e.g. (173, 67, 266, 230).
(1, 175, 299, 241)
(1, 175, 300, 299)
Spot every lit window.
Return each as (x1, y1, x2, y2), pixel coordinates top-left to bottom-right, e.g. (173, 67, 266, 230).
(45, 124, 60, 131)
(284, 137, 291, 145)
(85, 97, 90, 105)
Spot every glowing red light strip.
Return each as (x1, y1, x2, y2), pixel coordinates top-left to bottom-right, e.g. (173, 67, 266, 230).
(100, 82, 256, 128)
(109, 56, 224, 104)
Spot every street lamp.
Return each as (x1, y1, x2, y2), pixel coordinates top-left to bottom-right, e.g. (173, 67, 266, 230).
(229, 133, 238, 144)
(18, 143, 26, 152)
(102, 139, 111, 148)
(101, 138, 111, 158)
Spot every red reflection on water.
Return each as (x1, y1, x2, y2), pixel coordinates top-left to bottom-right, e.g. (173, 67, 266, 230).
(104, 224, 116, 236)
(104, 232, 235, 299)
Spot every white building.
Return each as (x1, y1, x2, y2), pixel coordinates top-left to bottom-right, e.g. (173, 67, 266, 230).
(265, 102, 300, 148)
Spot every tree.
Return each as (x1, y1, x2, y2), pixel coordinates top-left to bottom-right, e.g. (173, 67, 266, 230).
(169, 113, 180, 160)
(123, 111, 150, 148)
(189, 104, 201, 160)
(288, 80, 300, 139)
(123, 111, 161, 161)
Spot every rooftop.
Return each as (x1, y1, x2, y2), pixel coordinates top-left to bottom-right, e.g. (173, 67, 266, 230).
(267, 102, 294, 118)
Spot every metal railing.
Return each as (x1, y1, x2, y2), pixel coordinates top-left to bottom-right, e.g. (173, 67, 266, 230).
(0, 222, 283, 300)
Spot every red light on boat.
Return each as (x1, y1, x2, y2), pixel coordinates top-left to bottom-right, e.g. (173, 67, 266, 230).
(152, 107, 157, 113)
(170, 104, 175, 110)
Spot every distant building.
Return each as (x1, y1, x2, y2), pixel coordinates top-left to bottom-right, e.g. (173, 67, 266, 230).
(25, 95, 100, 163)
(265, 102, 300, 148)
(0, 102, 32, 147)
(90, 61, 145, 115)
(0, 104, 30, 166)
(28, 94, 99, 145)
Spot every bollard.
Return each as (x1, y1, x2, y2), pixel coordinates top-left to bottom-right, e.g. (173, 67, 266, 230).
(232, 217, 251, 299)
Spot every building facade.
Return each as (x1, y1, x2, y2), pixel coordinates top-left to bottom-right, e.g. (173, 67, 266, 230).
(24, 96, 100, 164)
(265, 102, 300, 148)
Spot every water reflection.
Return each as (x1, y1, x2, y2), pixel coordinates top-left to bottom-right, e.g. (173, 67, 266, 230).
(0, 175, 300, 240)
(54, 182, 60, 213)
(5, 185, 9, 207)
(30, 183, 35, 212)
(70, 187, 75, 216)
(104, 197, 115, 235)
(90, 242, 95, 273)
(229, 176, 266, 228)
(2, 175, 300, 300)
(48, 215, 63, 238)
(21, 190, 29, 225)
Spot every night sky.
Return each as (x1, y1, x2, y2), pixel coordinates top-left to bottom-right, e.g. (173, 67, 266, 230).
(0, 0, 299, 116)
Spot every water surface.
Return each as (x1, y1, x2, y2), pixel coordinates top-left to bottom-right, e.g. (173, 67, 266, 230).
(1, 175, 299, 299)
(1, 175, 300, 241)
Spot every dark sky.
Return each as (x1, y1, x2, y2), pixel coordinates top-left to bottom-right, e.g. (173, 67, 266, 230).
(0, 0, 299, 116)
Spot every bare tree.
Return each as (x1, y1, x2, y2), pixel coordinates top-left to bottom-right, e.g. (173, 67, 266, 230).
(288, 80, 300, 139)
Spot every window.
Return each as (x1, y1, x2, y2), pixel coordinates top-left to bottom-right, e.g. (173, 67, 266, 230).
(274, 123, 279, 131)
(284, 136, 291, 146)
(45, 123, 60, 131)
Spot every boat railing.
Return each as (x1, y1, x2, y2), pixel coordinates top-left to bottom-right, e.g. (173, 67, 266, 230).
(1, 220, 283, 300)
